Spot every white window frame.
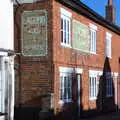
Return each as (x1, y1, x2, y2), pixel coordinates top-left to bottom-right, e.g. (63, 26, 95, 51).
(59, 67, 83, 104)
(89, 70, 102, 100)
(89, 75, 98, 100)
(60, 72, 72, 104)
(60, 8, 72, 47)
(106, 32, 112, 58)
(106, 73, 113, 97)
(89, 24, 97, 54)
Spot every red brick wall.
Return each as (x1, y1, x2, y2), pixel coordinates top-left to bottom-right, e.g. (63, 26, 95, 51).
(52, 0, 120, 112)
(14, 0, 120, 115)
(14, 0, 54, 107)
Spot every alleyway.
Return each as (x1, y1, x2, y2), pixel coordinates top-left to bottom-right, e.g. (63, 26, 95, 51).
(81, 112, 120, 120)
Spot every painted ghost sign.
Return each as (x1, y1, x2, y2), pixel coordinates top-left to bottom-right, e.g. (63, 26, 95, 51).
(72, 20, 90, 52)
(21, 10, 47, 56)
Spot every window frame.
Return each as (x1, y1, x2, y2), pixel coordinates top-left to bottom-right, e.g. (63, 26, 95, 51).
(89, 70, 102, 100)
(60, 72, 72, 104)
(106, 74, 113, 97)
(106, 32, 112, 59)
(89, 75, 98, 100)
(89, 24, 97, 54)
(60, 8, 72, 48)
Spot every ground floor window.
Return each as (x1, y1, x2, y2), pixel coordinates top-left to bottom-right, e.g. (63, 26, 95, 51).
(89, 76, 98, 99)
(89, 70, 102, 100)
(60, 72, 72, 103)
(106, 75, 113, 97)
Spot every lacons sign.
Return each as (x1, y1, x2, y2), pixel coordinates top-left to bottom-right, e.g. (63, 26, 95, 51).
(21, 10, 47, 56)
(72, 20, 90, 52)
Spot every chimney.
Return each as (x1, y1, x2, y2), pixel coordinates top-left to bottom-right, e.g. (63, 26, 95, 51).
(106, 0, 115, 23)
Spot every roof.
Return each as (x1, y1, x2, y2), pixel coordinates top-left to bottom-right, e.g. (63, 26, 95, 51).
(56, 0, 120, 35)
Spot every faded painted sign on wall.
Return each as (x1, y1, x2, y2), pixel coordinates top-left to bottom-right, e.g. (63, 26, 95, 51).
(21, 10, 47, 56)
(72, 20, 90, 52)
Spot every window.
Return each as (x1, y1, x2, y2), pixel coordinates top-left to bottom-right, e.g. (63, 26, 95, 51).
(106, 32, 112, 58)
(106, 75, 113, 97)
(89, 70, 102, 100)
(61, 8, 72, 47)
(60, 73, 72, 103)
(89, 76, 98, 99)
(89, 24, 97, 53)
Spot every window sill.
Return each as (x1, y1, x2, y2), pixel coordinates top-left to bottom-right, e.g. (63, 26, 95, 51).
(59, 99, 72, 105)
(106, 56, 112, 59)
(89, 97, 97, 101)
(61, 43, 72, 48)
(90, 52, 97, 55)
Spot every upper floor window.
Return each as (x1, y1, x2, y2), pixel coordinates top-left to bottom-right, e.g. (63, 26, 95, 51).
(61, 8, 72, 47)
(106, 32, 112, 58)
(89, 24, 97, 54)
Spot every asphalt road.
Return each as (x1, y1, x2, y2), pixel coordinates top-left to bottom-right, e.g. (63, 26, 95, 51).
(81, 112, 120, 120)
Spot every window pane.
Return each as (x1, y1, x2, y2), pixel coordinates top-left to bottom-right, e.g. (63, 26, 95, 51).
(61, 31, 63, 43)
(64, 19, 66, 43)
(60, 76, 63, 100)
(90, 29, 96, 53)
(60, 73, 72, 102)
(61, 14, 71, 46)
(61, 18, 63, 30)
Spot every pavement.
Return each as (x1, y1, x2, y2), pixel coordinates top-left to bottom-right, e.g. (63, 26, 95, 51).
(81, 112, 120, 120)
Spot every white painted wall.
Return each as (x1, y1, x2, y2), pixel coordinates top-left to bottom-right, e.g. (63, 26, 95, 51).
(0, 0, 13, 50)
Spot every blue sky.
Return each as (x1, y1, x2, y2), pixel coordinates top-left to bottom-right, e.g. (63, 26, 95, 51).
(81, 0, 120, 26)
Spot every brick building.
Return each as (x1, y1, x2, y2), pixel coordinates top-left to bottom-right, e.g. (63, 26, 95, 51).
(0, 1, 14, 120)
(14, 0, 120, 119)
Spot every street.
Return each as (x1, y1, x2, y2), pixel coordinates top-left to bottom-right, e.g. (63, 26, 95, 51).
(81, 112, 120, 120)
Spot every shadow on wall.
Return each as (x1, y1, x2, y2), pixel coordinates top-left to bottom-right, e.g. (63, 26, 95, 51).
(96, 57, 115, 113)
(14, 57, 119, 120)
(53, 57, 117, 120)
(81, 57, 117, 118)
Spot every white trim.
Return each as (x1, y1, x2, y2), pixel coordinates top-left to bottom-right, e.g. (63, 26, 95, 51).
(61, 12, 71, 47)
(89, 97, 97, 100)
(89, 70, 103, 77)
(89, 23, 97, 31)
(89, 24, 97, 54)
(59, 67, 83, 74)
(75, 68, 83, 74)
(114, 72, 118, 77)
(106, 32, 112, 59)
(89, 70, 102, 100)
(59, 67, 73, 73)
(61, 43, 72, 48)
(60, 8, 72, 18)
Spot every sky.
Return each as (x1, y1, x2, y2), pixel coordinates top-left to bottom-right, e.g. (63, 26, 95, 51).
(81, 0, 120, 26)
